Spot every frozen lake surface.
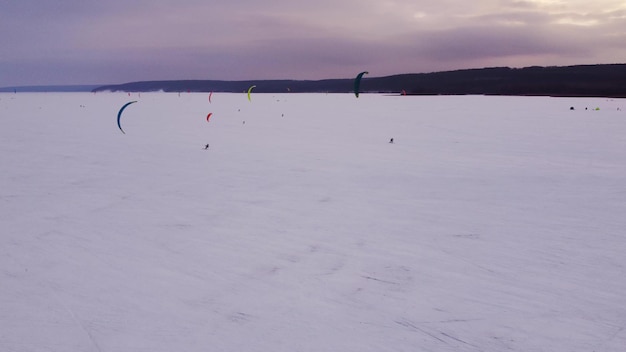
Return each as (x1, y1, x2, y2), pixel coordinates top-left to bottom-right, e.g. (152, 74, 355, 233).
(1, 92, 625, 351)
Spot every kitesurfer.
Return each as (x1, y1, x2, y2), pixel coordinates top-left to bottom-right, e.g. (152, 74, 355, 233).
(389, 138, 394, 144)
(204, 144, 210, 150)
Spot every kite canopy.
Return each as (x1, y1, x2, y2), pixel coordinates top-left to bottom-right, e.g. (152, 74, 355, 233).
(206, 112, 213, 122)
(247, 85, 256, 102)
(117, 101, 137, 134)
(354, 71, 368, 98)
(209, 92, 213, 103)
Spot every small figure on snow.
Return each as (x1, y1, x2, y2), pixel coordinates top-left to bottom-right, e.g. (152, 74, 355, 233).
(204, 144, 210, 150)
(389, 138, 394, 144)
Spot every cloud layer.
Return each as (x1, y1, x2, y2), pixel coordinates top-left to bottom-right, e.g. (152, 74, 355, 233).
(2, 0, 625, 85)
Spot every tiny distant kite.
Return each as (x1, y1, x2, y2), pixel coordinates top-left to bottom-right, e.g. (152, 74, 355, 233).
(209, 91, 213, 103)
(206, 112, 213, 122)
(354, 71, 368, 98)
(247, 85, 256, 102)
(117, 101, 137, 134)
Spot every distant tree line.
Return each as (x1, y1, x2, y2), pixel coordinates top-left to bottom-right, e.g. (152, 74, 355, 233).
(93, 64, 626, 98)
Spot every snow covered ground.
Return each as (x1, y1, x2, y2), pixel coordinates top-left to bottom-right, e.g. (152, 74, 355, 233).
(1, 92, 625, 352)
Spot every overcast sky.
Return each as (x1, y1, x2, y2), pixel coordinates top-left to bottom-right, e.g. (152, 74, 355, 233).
(2, 0, 626, 86)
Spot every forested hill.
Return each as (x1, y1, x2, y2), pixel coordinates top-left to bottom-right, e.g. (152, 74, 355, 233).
(93, 64, 626, 97)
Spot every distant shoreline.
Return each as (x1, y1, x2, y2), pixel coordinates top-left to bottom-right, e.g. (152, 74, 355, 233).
(4, 64, 626, 98)
(0, 85, 102, 93)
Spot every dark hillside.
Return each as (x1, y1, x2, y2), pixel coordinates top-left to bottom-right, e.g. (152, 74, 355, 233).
(93, 64, 626, 98)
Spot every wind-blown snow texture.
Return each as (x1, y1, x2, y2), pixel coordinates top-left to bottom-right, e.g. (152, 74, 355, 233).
(1, 92, 625, 351)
